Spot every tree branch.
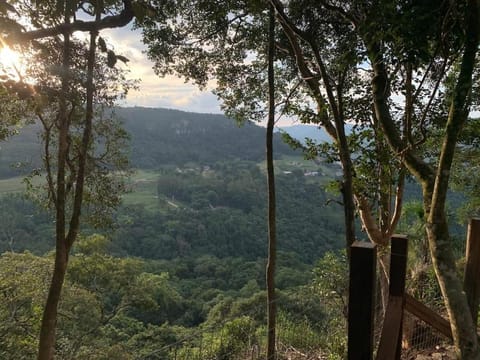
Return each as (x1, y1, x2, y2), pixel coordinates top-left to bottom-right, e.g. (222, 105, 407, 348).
(387, 167, 406, 238)
(355, 194, 387, 245)
(8, 0, 133, 43)
(270, 0, 337, 138)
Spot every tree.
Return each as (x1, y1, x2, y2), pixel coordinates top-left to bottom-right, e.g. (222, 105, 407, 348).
(265, 4, 277, 359)
(272, 1, 480, 356)
(1, 1, 136, 358)
(140, 0, 480, 356)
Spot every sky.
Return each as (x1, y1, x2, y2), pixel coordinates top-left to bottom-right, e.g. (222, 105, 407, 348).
(101, 26, 223, 115)
(99, 26, 302, 127)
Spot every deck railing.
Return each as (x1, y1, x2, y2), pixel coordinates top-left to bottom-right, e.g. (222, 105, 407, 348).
(347, 218, 480, 360)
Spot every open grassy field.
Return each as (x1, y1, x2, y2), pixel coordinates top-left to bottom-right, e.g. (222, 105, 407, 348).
(0, 153, 338, 210)
(0, 176, 25, 194)
(122, 169, 162, 211)
(256, 155, 340, 185)
(0, 175, 45, 194)
(0, 170, 162, 210)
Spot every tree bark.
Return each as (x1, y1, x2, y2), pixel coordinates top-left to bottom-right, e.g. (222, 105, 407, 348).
(37, 244, 68, 360)
(266, 5, 277, 360)
(425, 2, 480, 356)
(425, 209, 479, 358)
(9, 0, 133, 43)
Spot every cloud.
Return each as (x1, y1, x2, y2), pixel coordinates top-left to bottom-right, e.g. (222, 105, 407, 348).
(100, 27, 222, 114)
(93, 26, 295, 126)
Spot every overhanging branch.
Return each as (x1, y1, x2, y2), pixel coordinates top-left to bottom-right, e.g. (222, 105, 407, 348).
(8, 0, 134, 43)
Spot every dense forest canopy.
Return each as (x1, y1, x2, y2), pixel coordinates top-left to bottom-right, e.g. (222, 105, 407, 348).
(0, 107, 344, 259)
(0, 106, 350, 359)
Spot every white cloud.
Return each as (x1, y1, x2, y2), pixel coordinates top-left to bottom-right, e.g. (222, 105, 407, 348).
(100, 26, 222, 114)
(96, 25, 298, 126)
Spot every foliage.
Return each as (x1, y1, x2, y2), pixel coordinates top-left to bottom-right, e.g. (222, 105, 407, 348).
(19, 37, 133, 229)
(0, 252, 50, 359)
(0, 106, 293, 179)
(117, 107, 294, 168)
(0, 241, 189, 359)
(139, 0, 480, 354)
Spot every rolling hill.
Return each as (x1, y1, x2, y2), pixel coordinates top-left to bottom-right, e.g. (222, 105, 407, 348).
(0, 106, 298, 178)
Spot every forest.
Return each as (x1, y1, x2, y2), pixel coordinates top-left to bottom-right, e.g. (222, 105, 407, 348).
(0, 108, 349, 358)
(1, 0, 480, 359)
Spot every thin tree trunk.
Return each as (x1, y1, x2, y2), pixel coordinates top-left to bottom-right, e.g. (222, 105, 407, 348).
(266, 4, 277, 360)
(37, 24, 70, 360)
(37, 243, 68, 360)
(38, 10, 99, 358)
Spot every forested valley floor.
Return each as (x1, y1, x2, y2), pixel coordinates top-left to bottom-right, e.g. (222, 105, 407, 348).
(0, 107, 352, 359)
(0, 107, 465, 359)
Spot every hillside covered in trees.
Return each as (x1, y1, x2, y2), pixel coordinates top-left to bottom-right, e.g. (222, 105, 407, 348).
(0, 107, 349, 358)
(0, 107, 296, 179)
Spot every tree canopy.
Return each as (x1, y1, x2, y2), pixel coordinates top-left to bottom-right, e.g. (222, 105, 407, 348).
(139, 0, 480, 356)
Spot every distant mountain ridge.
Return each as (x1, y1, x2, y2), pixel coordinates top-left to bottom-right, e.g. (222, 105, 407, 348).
(116, 107, 295, 168)
(0, 107, 295, 178)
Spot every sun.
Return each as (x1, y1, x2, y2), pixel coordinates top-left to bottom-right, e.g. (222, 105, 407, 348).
(0, 45, 22, 76)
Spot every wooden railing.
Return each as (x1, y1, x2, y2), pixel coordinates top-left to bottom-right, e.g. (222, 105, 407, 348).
(347, 218, 480, 360)
(376, 235, 408, 360)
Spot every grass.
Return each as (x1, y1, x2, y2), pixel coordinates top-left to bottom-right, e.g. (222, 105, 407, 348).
(0, 176, 26, 193)
(0, 154, 340, 208)
(0, 169, 162, 210)
(0, 169, 172, 213)
(123, 169, 162, 211)
(0, 175, 45, 194)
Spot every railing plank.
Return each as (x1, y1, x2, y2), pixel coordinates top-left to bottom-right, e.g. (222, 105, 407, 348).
(376, 296, 404, 360)
(464, 218, 480, 327)
(404, 294, 453, 339)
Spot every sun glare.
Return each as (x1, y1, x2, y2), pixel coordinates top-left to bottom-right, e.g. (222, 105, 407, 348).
(0, 45, 22, 75)
(0, 46, 20, 66)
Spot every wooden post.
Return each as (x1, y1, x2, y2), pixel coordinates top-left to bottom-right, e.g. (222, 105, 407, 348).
(389, 235, 408, 297)
(390, 235, 408, 360)
(464, 218, 480, 328)
(348, 241, 376, 360)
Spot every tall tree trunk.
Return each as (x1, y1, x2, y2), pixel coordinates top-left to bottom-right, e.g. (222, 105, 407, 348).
(425, 199, 479, 358)
(425, 1, 480, 355)
(37, 11, 99, 358)
(37, 243, 68, 360)
(266, 5, 277, 360)
(37, 25, 70, 360)
(337, 129, 356, 253)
